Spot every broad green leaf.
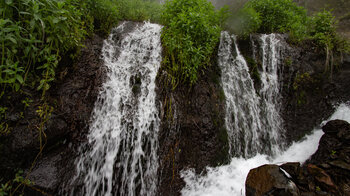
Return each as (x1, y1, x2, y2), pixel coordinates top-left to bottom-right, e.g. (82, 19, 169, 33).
(6, 36, 17, 44)
(14, 83, 20, 91)
(52, 18, 59, 24)
(5, 78, 16, 83)
(16, 75, 24, 84)
(19, 11, 31, 15)
(5, 0, 13, 5)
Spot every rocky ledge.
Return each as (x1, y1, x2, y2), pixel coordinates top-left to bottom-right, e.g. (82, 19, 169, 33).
(246, 119, 350, 196)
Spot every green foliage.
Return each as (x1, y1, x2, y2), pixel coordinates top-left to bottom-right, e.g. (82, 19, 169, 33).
(117, 0, 163, 23)
(0, 106, 10, 136)
(0, 170, 32, 196)
(85, 0, 163, 36)
(237, 0, 349, 70)
(161, 0, 227, 87)
(0, 0, 87, 95)
(309, 10, 337, 49)
(245, 0, 308, 40)
(225, 7, 262, 38)
(84, 0, 119, 36)
(0, 0, 166, 97)
(293, 72, 312, 90)
(21, 97, 33, 109)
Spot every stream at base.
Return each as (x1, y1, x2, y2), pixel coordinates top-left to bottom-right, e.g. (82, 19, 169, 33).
(181, 103, 350, 196)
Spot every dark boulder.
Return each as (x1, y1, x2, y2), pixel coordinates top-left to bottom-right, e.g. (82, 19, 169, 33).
(280, 162, 301, 180)
(246, 164, 300, 196)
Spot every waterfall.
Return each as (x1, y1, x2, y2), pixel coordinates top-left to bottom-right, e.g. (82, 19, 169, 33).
(181, 103, 350, 196)
(181, 32, 330, 195)
(71, 22, 162, 196)
(218, 32, 284, 157)
(256, 34, 285, 155)
(218, 32, 262, 157)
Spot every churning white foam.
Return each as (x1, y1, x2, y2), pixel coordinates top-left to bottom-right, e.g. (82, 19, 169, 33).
(181, 103, 350, 196)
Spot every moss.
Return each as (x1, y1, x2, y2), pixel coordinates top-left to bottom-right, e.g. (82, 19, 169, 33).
(245, 56, 261, 87)
(284, 56, 293, 67)
(211, 108, 230, 166)
(219, 88, 226, 102)
(214, 126, 230, 165)
(340, 12, 350, 21)
(297, 90, 307, 105)
(292, 72, 316, 106)
(209, 70, 221, 86)
(293, 72, 313, 90)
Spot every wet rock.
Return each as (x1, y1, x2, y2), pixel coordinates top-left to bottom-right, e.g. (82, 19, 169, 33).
(0, 33, 106, 194)
(28, 153, 61, 191)
(281, 162, 301, 180)
(248, 120, 350, 196)
(322, 119, 350, 136)
(279, 42, 350, 145)
(344, 54, 350, 63)
(329, 160, 350, 171)
(307, 164, 337, 193)
(246, 164, 300, 196)
(310, 120, 350, 164)
(301, 192, 316, 196)
(156, 54, 229, 195)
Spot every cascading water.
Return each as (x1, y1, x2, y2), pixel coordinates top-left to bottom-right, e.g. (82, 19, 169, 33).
(218, 32, 283, 157)
(181, 103, 350, 196)
(219, 32, 262, 157)
(181, 33, 350, 195)
(70, 22, 162, 196)
(257, 34, 285, 155)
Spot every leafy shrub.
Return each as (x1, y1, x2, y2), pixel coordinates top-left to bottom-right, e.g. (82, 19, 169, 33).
(241, 0, 349, 52)
(244, 0, 308, 40)
(0, 0, 86, 95)
(161, 0, 227, 87)
(117, 0, 163, 23)
(308, 10, 350, 72)
(225, 7, 262, 38)
(0, 170, 32, 196)
(84, 0, 119, 36)
(309, 10, 337, 48)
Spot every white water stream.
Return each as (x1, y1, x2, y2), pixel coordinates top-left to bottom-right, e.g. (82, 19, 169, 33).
(218, 32, 283, 157)
(181, 31, 350, 196)
(181, 103, 350, 196)
(71, 22, 162, 196)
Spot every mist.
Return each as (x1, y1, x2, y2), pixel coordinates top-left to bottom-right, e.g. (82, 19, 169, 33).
(209, 0, 248, 11)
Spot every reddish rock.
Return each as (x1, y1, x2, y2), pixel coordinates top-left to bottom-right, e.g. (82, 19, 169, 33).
(246, 164, 300, 196)
(307, 164, 337, 193)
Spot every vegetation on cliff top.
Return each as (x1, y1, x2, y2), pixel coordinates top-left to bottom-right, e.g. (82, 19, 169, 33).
(227, 0, 349, 77)
(161, 0, 228, 88)
(0, 0, 162, 101)
(1, 0, 347, 99)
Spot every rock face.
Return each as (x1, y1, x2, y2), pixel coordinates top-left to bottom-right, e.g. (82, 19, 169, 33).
(0, 34, 106, 194)
(156, 56, 229, 196)
(308, 120, 350, 196)
(280, 41, 350, 145)
(246, 120, 350, 196)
